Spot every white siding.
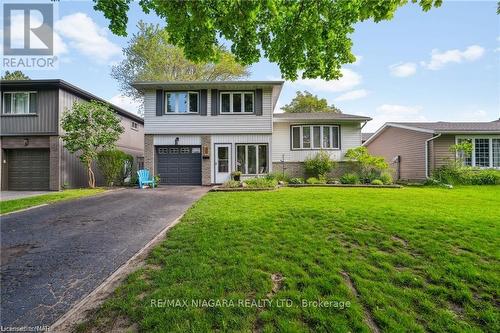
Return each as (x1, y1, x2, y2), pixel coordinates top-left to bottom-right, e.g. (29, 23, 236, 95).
(144, 88, 273, 134)
(154, 135, 201, 145)
(210, 134, 272, 183)
(272, 122, 362, 162)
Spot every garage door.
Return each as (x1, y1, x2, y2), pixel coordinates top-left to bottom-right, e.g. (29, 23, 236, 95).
(156, 146, 201, 185)
(7, 149, 50, 190)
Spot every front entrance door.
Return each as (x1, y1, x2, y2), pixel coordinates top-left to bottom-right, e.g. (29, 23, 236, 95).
(215, 144, 231, 183)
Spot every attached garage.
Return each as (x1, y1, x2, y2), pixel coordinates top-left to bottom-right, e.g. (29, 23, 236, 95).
(6, 149, 50, 190)
(156, 146, 201, 185)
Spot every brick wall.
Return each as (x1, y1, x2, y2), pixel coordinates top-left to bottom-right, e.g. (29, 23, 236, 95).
(201, 135, 211, 185)
(144, 134, 155, 174)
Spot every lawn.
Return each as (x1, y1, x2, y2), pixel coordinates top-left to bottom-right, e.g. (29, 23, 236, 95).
(0, 188, 106, 214)
(79, 186, 499, 333)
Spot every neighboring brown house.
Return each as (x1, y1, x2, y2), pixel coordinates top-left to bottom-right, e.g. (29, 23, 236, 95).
(363, 121, 500, 181)
(1, 79, 144, 191)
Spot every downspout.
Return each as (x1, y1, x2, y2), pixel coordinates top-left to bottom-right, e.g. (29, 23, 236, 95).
(425, 133, 442, 178)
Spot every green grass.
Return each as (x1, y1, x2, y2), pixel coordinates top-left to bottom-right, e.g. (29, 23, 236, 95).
(0, 188, 106, 214)
(79, 186, 500, 333)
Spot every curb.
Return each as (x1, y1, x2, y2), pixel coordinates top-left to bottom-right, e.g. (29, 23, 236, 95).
(49, 212, 186, 333)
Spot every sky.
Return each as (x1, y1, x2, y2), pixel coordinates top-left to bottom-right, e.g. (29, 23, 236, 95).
(2, 0, 499, 132)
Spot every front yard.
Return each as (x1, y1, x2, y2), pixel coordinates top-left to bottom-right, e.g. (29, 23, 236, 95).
(79, 186, 499, 332)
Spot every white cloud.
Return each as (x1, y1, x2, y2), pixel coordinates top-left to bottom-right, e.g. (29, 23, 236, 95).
(422, 45, 485, 70)
(109, 94, 141, 114)
(290, 68, 362, 93)
(389, 62, 417, 77)
(364, 104, 427, 132)
(55, 12, 121, 63)
(334, 89, 369, 102)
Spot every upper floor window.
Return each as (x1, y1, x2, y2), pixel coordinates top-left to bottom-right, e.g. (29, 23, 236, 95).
(291, 125, 339, 150)
(220, 92, 254, 113)
(131, 121, 139, 130)
(165, 91, 198, 114)
(2, 92, 37, 114)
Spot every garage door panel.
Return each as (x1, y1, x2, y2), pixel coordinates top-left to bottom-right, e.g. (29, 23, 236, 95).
(7, 149, 50, 190)
(156, 146, 201, 185)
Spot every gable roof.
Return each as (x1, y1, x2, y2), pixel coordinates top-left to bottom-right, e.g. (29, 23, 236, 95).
(273, 112, 371, 122)
(363, 121, 500, 146)
(0, 79, 144, 124)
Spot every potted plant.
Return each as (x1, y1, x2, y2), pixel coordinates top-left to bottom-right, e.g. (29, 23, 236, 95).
(231, 171, 242, 181)
(154, 174, 161, 187)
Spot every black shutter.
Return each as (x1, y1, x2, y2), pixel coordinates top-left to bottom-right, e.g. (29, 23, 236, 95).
(200, 89, 207, 116)
(156, 90, 164, 116)
(211, 89, 218, 116)
(255, 89, 263, 116)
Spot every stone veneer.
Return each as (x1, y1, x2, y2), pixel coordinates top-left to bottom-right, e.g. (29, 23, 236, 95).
(272, 161, 360, 179)
(144, 134, 155, 174)
(201, 135, 211, 185)
(49, 136, 61, 191)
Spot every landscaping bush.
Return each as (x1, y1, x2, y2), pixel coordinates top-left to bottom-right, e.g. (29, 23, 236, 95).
(306, 177, 321, 184)
(432, 164, 500, 185)
(371, 179, 383, 185)
(243, 178, 278, 188)
(345, 147, 388, 183)
(289, 177, 304, 184)
(340, 172, 360, 184)
(265, 171, 290, 183)
(304, 151, 335, 178)
(379, 171, 393, 185)
(222, 180, 242, 188)
(97, 150, 132, 186)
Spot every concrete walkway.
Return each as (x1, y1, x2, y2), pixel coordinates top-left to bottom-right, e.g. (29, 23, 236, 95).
(0, 191, 52, 201)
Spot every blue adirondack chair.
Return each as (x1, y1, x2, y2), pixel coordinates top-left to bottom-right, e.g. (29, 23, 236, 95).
(137, 169, 155, 188)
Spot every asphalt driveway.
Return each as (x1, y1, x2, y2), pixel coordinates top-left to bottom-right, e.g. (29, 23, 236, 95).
(0, 186, 208, 329)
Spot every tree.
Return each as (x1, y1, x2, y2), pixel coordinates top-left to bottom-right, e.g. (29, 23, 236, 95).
(282, 91, 340, 113)
(111, 21, 249, 107)
(93, 0, 442, 80)
(2, 70, 30, 80)
(61, 101, 124, 188)
(345, 147, 388, 182)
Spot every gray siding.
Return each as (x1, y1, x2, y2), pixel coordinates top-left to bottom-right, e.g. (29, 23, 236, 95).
(61, 147, 105, 188)
(1, 89, 59, 135)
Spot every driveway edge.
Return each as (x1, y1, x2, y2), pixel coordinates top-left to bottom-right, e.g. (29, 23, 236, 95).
(49, 212, 186, 333)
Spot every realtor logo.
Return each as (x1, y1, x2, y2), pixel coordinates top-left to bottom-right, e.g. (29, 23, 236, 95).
(3, 3, 53, 56)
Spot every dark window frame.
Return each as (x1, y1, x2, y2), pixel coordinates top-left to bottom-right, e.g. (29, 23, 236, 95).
(2, 91, 38, 116)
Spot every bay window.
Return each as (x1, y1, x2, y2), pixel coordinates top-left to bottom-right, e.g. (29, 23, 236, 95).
(220, 92, 254, 113)
(236, 144, 268, 175)
(457, 137, 500, 168)
(165, 91, 198, 113)
(291, 125, 340, 150)
(2, 92, 37, 114)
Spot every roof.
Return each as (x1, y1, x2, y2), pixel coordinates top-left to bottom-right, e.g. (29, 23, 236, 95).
(1, 79, 144, 124)
(131, 80, 284, 90)
(273, 112, 372, 122)
(362, 132, 374, 142)
(363, 121, 500, 146)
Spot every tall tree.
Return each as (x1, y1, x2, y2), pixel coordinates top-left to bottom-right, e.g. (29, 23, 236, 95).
(282, 91, 340, 113)
(111, 21, 249, 106)
(2, 71, 30, 80)
(94, 0, 442, 81)
(61, 101, 124, 188)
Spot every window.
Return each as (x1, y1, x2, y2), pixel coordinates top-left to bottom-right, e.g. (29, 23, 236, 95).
(475, 138, 490, 167)
(291, 125, 340, 150)
(235, 144, 268, 175)
(131, 121, 138, 130)
(457, 137, 500, 168)
(2, 92, 37, 114)
(165, 91, 198, 113)
(457, 138, 472, 166)
(220, 92, 254, 113)
(493, 139, 500, 168)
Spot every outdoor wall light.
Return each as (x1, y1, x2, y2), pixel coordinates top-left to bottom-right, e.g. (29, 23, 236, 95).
(24, 138, 29, 146)
(175, 137, 179, 145)
(202, 144, 210, 159)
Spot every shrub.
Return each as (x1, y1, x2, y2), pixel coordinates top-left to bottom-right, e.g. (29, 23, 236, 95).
(243, 177, 278, 188)
(97, 150, 132, 186)
(289, 177, 304, 184)
(432, 164, 500, 185)
(345, 147, 388, 183)
(340, 172, 360, 184)
(371, 179, 383, 185)
(265, 171, 290, 183)
(379, 172, 393, 185)
(306, 177, 321, 184)
(231, 171, 241, 181)
(304, 151, 335, 178)
(222, 180, 242, 188)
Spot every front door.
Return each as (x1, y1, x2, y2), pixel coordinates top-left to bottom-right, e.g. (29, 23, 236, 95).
(215, 144, 231, 183)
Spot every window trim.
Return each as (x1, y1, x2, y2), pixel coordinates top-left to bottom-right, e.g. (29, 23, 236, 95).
(219, 91, 255, 114)
(2, 91, 37, 115)
(235, 143, 269, 176)
(290, 124, 341, 150)
(455, 135, 500, 169)
(164, 91, 199, 114)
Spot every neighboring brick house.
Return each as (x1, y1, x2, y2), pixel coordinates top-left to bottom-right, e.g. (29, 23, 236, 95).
(363, 121, 500, 181)
(0, 79, 144, 191)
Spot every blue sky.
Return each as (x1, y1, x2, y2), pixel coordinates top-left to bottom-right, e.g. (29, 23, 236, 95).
(3, 0, 499, 132)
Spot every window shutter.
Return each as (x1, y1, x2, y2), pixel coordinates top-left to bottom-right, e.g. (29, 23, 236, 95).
(255, 89, 263, 116)
(156, 90, 164, 116)
(29, 93, 37, 114)
(199, 89, 207, 116)
(211, 89, 218, 116)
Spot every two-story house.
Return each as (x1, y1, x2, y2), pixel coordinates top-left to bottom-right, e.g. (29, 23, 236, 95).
(0, 79, 144, 191)
(134, 80, 371, 185)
